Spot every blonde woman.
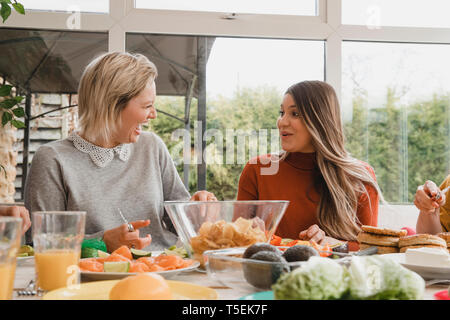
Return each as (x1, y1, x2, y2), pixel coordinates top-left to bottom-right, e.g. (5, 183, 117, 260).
(25, 52, 216, 252)
(237, 81, 382, 250)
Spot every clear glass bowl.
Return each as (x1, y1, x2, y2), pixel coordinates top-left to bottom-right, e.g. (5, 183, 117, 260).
(203, 247, 305, 292)
(164, 200, 289, 265)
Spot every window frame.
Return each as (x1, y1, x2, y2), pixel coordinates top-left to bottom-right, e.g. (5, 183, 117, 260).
(2, 0, 450, 203)
(3, 0, 449, 100)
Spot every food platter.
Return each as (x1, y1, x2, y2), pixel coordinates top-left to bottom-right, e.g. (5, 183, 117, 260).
(80, 260, 200, 281)
(42, 279, 217, 300)
(382, 253, 450, 280)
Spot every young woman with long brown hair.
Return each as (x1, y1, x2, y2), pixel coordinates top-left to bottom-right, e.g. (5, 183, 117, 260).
(237, 80, 383, 249)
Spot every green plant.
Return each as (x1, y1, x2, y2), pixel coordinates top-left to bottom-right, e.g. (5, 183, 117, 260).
(0, 0, 24, 22)
(0, 1, 25, 180)
(0, 85, 25, 128)
(0, 0, 25, 129)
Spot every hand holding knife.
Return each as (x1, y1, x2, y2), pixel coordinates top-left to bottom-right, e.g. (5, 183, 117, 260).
(433, 186, 450, 202)
(117, 208, 135, 232)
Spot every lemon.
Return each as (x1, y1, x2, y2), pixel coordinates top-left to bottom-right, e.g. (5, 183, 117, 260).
(164, 246, 188, 258)
(130, 248, 152, 259)
(97, 250, 110, 258)
(104, 261, 130, 273)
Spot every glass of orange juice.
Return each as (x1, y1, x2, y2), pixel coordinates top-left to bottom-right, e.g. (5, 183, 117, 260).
(0, 217, 22, 300)
(32, 211, 86, 292)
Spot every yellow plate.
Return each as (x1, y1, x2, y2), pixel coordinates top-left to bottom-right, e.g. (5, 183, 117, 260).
(42, 280, 218, 300)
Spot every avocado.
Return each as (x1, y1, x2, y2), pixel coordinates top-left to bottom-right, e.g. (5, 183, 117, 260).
(282, 245, 319, 262)
(242, 243, 280, 259)
(242, 251, 289, 289)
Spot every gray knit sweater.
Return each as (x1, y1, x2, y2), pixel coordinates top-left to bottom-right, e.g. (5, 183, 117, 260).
(24, 131, 190, 250)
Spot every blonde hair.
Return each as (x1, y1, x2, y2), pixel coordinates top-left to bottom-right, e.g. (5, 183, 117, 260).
(284, 81, 384, 241)
(77, 52, 158, 143)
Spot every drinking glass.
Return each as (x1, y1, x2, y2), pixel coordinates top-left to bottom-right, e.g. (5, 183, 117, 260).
(0, 217, 22, 300)
(32, 211, 86, 292)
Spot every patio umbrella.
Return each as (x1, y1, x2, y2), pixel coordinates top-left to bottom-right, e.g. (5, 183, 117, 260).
(0, 27, 215, 197)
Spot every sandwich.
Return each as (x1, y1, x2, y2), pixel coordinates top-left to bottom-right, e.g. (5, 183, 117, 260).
(356, 225, 407, 254)
(398, 234, 447, 253)
(437, 232, 450, 252)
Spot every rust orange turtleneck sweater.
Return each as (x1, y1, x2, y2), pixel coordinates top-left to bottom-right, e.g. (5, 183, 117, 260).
(237, 152, 379, 251)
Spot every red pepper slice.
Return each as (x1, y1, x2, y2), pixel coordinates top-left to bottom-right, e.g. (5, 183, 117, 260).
(270, 234, 282, 246)
(286, 240, 299, 247)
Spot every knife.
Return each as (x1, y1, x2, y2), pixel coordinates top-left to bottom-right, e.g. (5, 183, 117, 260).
(434, 186, 450, 201)
(320, 246, 378, 257)
(117, 208, 135, 232)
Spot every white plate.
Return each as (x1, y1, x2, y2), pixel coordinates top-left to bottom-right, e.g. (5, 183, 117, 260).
(16, 256, 34, 265)
(382, 253, 450, 280)
(80, 258, 200, 281)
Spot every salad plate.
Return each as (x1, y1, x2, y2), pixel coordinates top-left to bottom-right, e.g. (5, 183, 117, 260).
(80, 260, 200, 281)
(16, 256, 34, 265)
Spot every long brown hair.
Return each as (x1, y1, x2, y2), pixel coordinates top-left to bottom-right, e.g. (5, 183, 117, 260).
(284, 81, 383, 241)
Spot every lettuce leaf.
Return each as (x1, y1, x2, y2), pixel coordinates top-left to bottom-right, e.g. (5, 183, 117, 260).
(272, 257, 349, 300)
(347, 256, 425, 300)
(272, 255, 425, 300)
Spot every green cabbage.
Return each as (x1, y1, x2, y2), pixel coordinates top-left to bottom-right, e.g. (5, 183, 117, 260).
(347, 256, 425, 300)
(272, 256, 349, 300)
(272, 255, 425, 300)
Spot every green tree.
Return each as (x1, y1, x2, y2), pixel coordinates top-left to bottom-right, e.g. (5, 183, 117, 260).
(407, 94, 450, 200)
(152, 85, 449, 204)
(345, 88, 450, 203)
(150, 86, 282, 199)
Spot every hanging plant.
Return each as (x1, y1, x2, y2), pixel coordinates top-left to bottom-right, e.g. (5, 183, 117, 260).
(0, 1, 25, 180)
(0, 0, 24, 22)
(0, 0, 25, 128)
(0, 84, 25, 128)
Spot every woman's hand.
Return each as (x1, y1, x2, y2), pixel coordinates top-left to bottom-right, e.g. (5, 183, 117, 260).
(414, 180, 445, 213)
(415, 180, 446, 234)
(189, 191, 219, 223)
(190, 190, 217, 201)
(0, 205, 31, 235)
(298, 224, 326, 244)
(103, 219, 152, 252)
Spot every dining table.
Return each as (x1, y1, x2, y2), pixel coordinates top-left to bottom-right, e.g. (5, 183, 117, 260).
(12, 258, 449, 301)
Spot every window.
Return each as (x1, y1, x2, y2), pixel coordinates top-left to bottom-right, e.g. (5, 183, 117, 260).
(207, 38, 324, 98)
(342, 0, 450, 28)
(342, 41, 450, 203)
(5, 1, 450, 204)
(126, 34, 324, 198)
(135, 0, 317, 16)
